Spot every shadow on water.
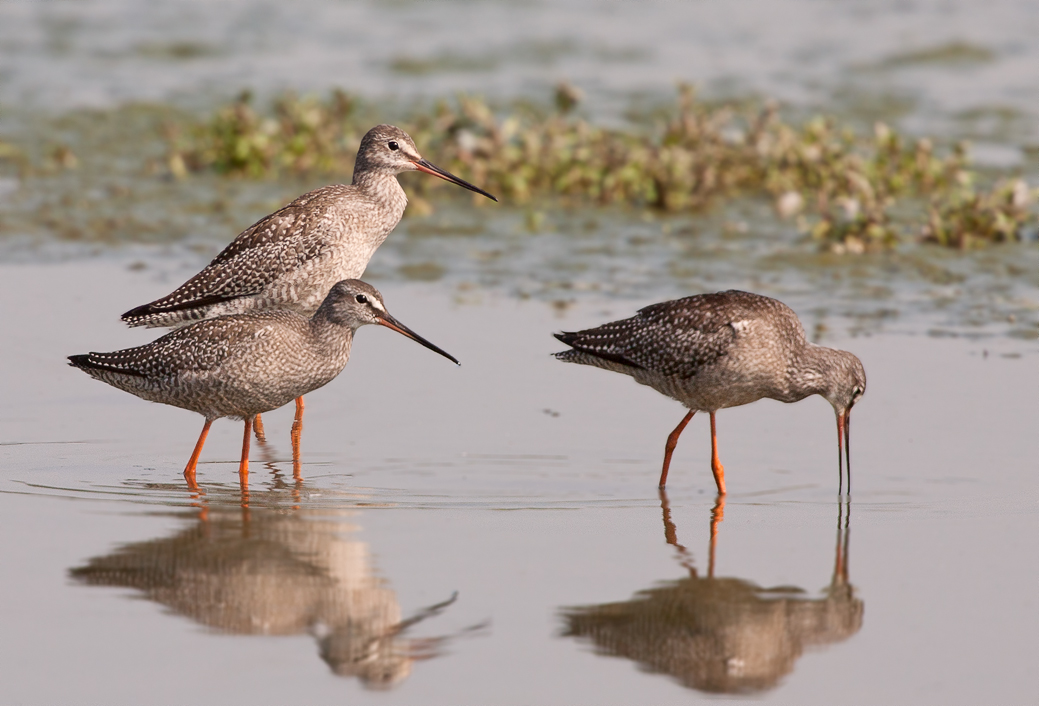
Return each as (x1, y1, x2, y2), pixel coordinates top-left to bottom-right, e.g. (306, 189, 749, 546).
(67, 463, 486, 690)
(559, 493, 861, 694)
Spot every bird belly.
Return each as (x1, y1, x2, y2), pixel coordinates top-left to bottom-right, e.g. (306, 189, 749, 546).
(178, 363, 342, 420)
(636, 365, 779, 413)
(82, 345, 347, 421)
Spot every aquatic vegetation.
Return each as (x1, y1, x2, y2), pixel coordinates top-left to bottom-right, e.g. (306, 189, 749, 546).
(175, 89, 361, 178)
(875, 41, 996, 68)
(169, 85, 1037, 250)
(0, 138, 29, 177)
(922, 178, 1038, 248)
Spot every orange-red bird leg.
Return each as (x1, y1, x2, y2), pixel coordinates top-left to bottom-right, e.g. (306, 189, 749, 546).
(183, 419, 212, 491)
(709, 412, 726, 495)
(659, 410, 695, 488)
(239, 417, 251, 489)
(291, 397, 304, 481)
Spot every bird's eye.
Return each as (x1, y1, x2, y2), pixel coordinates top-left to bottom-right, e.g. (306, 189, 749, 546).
(355, 294, 368, 304)
(388, 141, 399, 151)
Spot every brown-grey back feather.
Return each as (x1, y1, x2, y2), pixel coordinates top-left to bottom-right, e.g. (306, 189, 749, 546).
(78, 312, 307, 380)
(554, 291, 785, 378)
(121, 187, 351, 323)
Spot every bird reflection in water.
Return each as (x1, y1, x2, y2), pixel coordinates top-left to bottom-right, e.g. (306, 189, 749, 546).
(69, 471, 480, 689)
(560, 493, 862, 694)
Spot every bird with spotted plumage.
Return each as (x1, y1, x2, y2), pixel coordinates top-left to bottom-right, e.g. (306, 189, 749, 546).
(123, 125, 496, 328)
(553, 290, 866, 495)
(72, 280, 458, 489)
(121, 124, 493, 440)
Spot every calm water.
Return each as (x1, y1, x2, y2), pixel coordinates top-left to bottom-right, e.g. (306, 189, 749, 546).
(1, 259, 1037, 704)
(1, 1, 1038, 703)
(3, 0, 1039, 148)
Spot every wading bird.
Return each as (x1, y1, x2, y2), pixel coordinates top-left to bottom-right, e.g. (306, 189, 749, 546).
(553, 290, 865, 494)
(73, 280, 458, 489)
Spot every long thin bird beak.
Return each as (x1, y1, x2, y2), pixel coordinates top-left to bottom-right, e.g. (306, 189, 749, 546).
(845, 409, 852, 492)
(836, 409, 852, 495)
(412, 158, 498, 202)
(375, 312, 460, 365)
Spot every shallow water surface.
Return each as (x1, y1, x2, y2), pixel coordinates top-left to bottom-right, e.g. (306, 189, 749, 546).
(0, 259, 1036, 704)
(4, 0, 1039, 148)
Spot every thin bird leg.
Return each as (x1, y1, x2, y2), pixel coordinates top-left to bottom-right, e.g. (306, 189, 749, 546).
(183, 419, 213, 491)
(836, 411, 846, 495)
(659, 410, 695, 488)
(253, 413, 266, 443)
(239, 417, 251, 489)
(709, 412, 726, 495)
(291, 397, 304, 481)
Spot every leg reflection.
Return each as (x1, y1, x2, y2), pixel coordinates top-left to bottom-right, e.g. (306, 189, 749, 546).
(707, 494, 725, 579)
(658, 488, 696, 575)
(833, 498, 851, 587)
(253, 413, 266, 443)
(562, 493, 863, 694)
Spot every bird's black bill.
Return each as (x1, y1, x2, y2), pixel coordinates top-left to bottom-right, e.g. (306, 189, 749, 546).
(837, 409, 852, 496)
(413, 159, 498, 202)
(844, 410, 852, 494)
(376, 313, 460, 365)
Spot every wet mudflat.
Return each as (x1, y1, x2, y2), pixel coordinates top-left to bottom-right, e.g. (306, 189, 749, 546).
(0, 258, 1036, 705)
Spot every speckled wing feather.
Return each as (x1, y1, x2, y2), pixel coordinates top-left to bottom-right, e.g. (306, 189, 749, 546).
(121, 187, 346, 322)
(72, 314, 290, 380)
(556, 291, 771, 378)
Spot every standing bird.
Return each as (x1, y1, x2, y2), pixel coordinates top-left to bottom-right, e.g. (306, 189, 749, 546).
(123, 125, 496, 327)
(121, 125, 493, 438)
(72, 280, 458, 489)
(553, 290, 865, 494)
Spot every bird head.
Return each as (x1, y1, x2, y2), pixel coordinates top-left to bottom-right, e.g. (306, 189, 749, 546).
(354, 124, 497, 201)
(823, 349, 866, 416)
(318, 280, 459, 365)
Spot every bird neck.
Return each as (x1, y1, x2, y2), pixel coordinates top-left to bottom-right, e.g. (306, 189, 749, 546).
(307, 310, 356, 359)
(786, 343, 845, 402)
(352, 167, 409, 211)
